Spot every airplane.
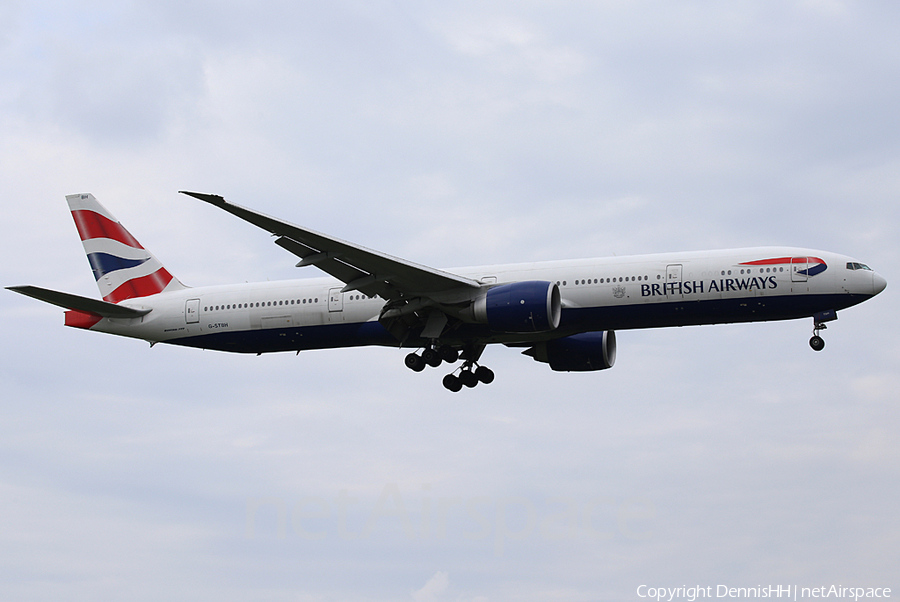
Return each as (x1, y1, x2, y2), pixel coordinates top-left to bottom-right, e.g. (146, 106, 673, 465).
(7, 192, 887, 392)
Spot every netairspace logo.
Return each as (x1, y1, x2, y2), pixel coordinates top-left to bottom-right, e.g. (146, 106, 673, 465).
(636, 585, 892, 602)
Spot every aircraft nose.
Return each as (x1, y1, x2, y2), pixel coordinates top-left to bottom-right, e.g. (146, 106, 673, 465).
(873, 272, 887, 295)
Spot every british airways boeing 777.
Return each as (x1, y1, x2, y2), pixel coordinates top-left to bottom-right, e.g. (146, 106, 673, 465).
(7, 193, 887, 391)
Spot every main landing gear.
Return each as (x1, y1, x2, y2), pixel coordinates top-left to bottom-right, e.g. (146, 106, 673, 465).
(404, 343, 494, 392)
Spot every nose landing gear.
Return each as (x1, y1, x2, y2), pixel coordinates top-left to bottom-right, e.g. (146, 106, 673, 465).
(809, 322, 826, 352)
(808, 310, 837, 352)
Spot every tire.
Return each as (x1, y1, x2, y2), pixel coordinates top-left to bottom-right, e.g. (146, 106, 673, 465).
(439, 345, 459, 363)
(442, 374, 462, 392)
(809, 335, 825, 352)
(405, 352, 426, 371)
(459, 370, 478, 388)
(474, 366, 495, 384)
(422, 347, 442, 368)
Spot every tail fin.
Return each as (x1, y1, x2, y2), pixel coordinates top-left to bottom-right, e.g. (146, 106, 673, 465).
(66, 193, 187, 303)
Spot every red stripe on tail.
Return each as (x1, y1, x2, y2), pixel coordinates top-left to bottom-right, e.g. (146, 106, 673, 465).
(71, 210, 145, 248)
(103, 268, 174, 303)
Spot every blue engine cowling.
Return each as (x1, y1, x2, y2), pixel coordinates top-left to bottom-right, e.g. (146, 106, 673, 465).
(473, 281, 561, 333)
(524, 331, 617, 371)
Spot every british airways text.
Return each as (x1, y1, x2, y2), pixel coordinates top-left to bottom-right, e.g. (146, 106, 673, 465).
(642, 276, 778, 297)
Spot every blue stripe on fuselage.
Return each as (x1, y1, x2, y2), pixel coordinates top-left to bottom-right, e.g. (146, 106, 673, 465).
(555, 292, 868, 334)
(166, 320, 397, 353)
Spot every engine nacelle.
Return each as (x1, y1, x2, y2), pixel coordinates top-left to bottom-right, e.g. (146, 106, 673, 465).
(525, 331, 617, 372)
(472, 281, 561, 333)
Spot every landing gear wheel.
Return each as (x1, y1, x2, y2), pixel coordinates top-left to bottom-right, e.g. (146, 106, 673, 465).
(422, 347, 442, 368)
(442, 374, 462, 392)
(438, 345, 459, 363)
(474, 366, 495, 384)
(405, 352, 426, 372)
(459, 370, 479, 388)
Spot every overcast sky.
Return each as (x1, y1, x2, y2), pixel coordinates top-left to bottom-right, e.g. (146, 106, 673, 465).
(1, 1, 898, 601)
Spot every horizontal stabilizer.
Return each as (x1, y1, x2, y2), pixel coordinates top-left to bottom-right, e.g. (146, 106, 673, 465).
(6, 285, 151, 319)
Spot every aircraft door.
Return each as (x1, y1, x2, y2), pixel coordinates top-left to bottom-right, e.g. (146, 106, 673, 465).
(185, 298, 200, 324)
(666, 264, 683, 297)
(328, 287, 343, 312)
(791, 257, 808, 282)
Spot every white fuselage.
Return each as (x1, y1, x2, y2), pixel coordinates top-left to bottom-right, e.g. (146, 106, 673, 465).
(84, 246, 885, 354)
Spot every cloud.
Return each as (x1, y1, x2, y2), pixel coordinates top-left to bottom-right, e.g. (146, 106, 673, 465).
(412, 571, 449, 602)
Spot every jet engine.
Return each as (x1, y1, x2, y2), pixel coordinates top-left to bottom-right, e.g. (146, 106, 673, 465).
(524, 331, 616, 371)
(472, 281, 561, 333)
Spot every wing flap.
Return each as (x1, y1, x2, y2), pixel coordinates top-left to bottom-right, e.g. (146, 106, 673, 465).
(273, 236, 393, 298)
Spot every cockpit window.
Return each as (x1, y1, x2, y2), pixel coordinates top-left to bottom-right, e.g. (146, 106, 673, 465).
(846, 262, 872, 271)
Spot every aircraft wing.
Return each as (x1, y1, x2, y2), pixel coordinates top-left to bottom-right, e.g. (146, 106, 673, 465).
(180, 191, 481, 301)
(6, 285, 151, 318)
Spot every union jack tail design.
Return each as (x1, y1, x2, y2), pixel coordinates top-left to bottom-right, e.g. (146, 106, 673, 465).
(66, 193, 186, 303)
